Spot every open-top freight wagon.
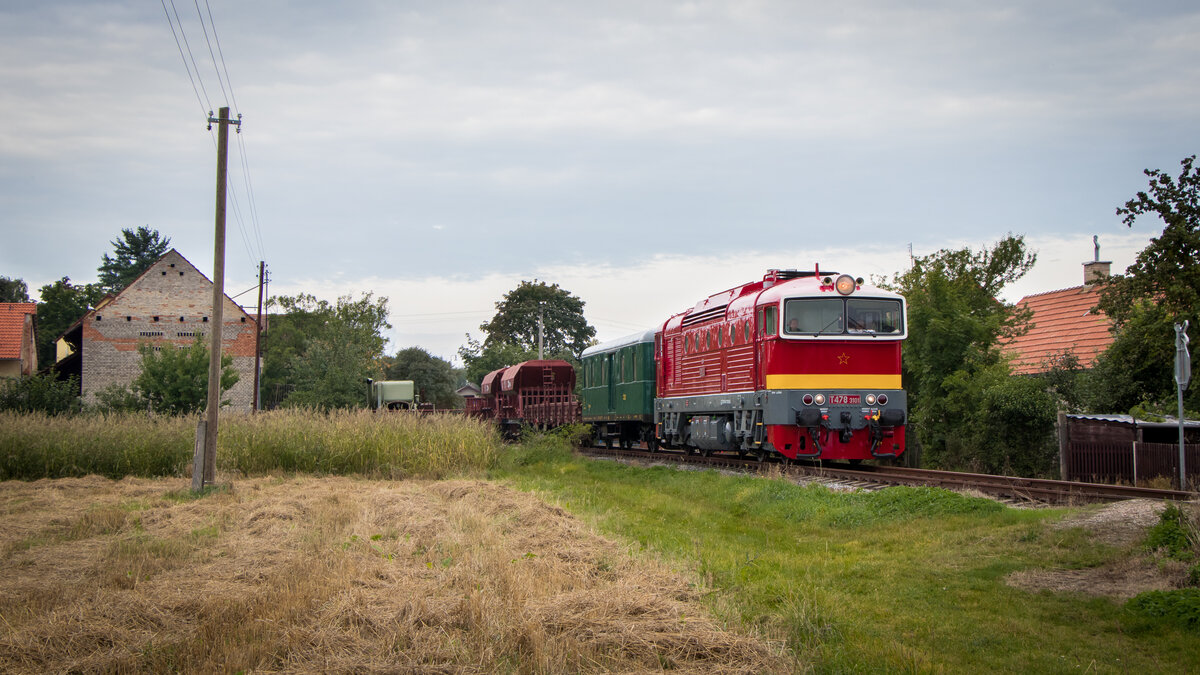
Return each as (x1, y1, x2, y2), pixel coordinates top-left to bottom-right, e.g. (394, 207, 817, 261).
(464, 359, 581, 437)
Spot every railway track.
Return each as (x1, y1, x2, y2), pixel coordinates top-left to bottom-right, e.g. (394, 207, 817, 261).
(579, 446, 1195, 505)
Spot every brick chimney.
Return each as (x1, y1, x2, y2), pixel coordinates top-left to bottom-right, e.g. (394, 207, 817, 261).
(1084, 235, 1111, 285)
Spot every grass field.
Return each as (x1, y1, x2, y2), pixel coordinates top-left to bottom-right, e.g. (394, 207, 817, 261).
(491, 440, 1200, 673)
(1, 415, 1197, 673)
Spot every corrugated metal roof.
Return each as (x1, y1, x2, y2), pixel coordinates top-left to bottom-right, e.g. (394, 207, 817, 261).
(1066, 413, 1200, 429)
(1003, 284, 1113, 374)
(0, 303, 36, 360)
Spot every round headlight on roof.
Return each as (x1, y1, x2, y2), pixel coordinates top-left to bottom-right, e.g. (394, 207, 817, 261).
(835, 274, 857, 295)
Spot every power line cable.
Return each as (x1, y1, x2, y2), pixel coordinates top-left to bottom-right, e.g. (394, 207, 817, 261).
(160, 0, 207, 115)
(203, 0, 240, 113)
(192, 0, 230, 107)
(197, 1, 264, 265)
(236, 133, 266, 260)
(167, 0, 213, 111)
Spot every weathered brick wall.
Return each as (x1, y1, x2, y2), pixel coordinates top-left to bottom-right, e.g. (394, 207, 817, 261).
(80, 250, 258, 412)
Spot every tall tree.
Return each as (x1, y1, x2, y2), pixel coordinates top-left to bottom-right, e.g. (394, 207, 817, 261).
(476, 280, 596, 359)
(887, 235, 1041, 472)
(457, 336, 538, 387)
(261, 292, 391, 409)
(0, 276, 30, 303)
(98, 226, 171, 294)
(1087, 155, 1200, 413)
(35, 277, 106, 368)
(385, 346, 460, 408)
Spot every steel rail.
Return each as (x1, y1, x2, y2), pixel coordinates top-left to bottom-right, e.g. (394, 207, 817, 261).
(579, 446, 1194, 504)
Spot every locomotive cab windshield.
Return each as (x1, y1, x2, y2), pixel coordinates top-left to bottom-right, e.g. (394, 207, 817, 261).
(783, 297, 904, 338)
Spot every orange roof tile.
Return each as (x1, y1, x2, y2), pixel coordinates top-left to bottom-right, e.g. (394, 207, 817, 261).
(0, 303, 37, 360)
(1003, 285, 1112, 375)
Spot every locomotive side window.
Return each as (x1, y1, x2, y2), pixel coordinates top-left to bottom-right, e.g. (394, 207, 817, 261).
(745, 320, 752, 342)
(763, 306, 778, 336)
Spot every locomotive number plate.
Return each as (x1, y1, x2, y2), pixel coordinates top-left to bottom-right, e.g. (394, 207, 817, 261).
(828, 394, 860, 405)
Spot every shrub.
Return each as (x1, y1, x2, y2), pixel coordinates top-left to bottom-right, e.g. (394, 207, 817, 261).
(1145, 503, 1197, 563)
(1125, 589, 1200, 631)
(0, 373, 81, 416)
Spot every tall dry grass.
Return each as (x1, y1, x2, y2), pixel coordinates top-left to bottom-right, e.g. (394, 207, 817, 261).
(0, 411, 193, 479)
(0, 409, 501, 481)
(221, 408, 501, 478)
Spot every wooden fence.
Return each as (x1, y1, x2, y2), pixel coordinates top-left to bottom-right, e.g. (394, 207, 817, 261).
(1064, 441, 1200, 487)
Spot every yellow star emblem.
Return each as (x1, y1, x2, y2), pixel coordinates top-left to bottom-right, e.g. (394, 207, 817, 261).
(837, 353, 850, 365)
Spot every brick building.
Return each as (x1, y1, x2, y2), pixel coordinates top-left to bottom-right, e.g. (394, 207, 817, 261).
(0, 303, 38, 378)
(57, 249, 259, 411)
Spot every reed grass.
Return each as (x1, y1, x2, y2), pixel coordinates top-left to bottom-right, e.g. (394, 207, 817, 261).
(0, 411, 193, 480)
(0, 409, 501, 481)
(221, 408, 500, 479)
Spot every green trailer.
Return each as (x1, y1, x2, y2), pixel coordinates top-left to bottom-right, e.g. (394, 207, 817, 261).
(368, 379, 417, 410)
(580, 328, 658, 448)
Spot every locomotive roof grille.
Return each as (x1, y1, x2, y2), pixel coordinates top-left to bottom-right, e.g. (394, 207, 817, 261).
(681, 305, 728, 327)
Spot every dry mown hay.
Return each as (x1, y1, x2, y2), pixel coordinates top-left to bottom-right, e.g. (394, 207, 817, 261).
(0, 475, 786, 673)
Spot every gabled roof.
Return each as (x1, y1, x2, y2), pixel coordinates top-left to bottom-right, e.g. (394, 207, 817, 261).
(59, 248, 254, 345)
(0, 303, 36, 360)
(1004, 284, 1112, 375)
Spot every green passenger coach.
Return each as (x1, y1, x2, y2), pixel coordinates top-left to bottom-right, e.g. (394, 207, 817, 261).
(580, 328, 659, 449)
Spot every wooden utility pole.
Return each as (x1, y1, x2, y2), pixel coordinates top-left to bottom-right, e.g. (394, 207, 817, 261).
(193, 106, 240, 491)
(253, 260, 265, 413)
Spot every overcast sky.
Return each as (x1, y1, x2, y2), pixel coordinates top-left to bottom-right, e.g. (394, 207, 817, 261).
(2, 1, 1195, 364)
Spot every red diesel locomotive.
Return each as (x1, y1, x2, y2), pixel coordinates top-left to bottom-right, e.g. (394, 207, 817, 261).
(657, 265, 902, 458)
(651, 267, 907, 461)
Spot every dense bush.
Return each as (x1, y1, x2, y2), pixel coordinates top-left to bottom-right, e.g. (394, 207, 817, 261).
(0, 373, 81, 416)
